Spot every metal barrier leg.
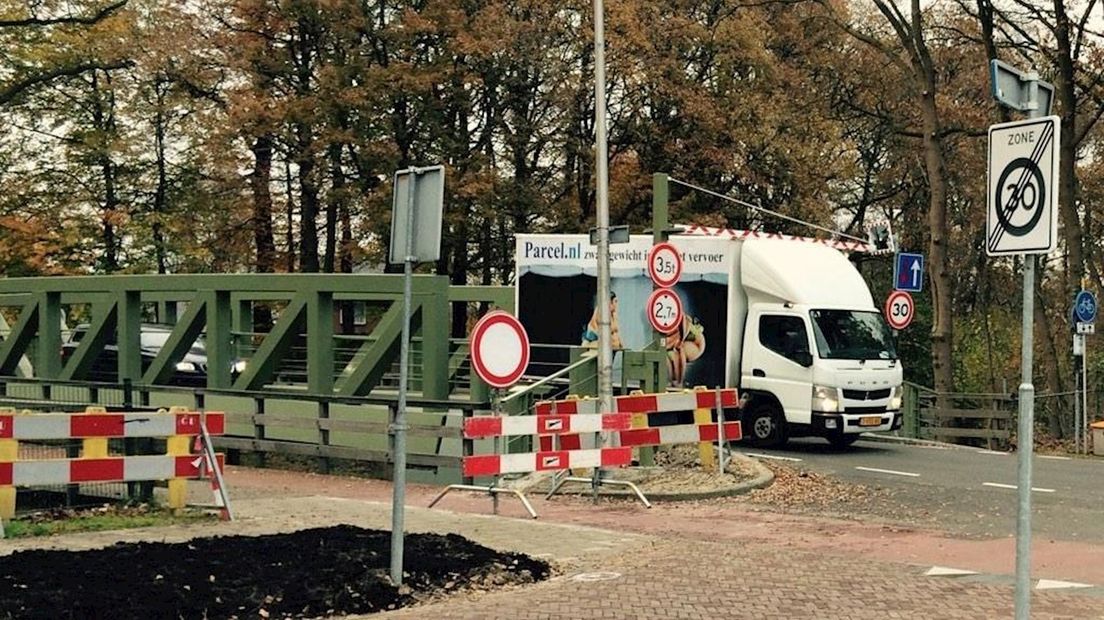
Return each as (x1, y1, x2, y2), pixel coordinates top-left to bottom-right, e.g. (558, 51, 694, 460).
(428, 484, 538, 519)
(546, 476, 652, 509)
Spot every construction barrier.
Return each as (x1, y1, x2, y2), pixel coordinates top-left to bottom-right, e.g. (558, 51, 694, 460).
(535, 388, 743, 456)
(0, 407, 230, 523)
(462, 390, 742, 476)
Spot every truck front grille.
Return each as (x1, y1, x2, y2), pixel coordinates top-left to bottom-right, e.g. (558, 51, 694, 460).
(842, 388, 891, 400)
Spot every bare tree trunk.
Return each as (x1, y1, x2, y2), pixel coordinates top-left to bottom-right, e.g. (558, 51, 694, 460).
(152, 89, 168, 274)
(919, 89, 954, 399)
(1052, 0, 1084, 300)
(324, 143, 343, 273)
(250, 134, 277, 274)
(90, 70, 120, 273)
(284, 158, 296, 273)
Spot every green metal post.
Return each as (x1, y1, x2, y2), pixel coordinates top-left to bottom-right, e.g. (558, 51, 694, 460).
(307, 291, 335, 394)
(206, 290, 233, 389)
(569, 347, 598, 397)
(235, 298, 253, 362)
(36, 293, 61, 395)
(117, 290, 143, 383)
(640, 173, 672, 465)
(420, 278, 450, 400)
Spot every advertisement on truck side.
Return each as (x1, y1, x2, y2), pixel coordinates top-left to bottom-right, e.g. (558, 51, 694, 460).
(516, 234, 735, 388)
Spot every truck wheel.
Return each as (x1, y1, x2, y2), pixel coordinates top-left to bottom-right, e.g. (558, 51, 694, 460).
(828, 434, 860, 449)
(745, 402, 787, 448)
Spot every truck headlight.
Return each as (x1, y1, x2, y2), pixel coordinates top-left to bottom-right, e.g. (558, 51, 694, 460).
(233, 360, 248, 374)
(889, 385, 903, 410)
(175, 361, 195, 372)
(812, 385, 840, 413)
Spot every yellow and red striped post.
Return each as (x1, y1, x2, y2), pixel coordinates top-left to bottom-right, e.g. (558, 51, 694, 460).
(0, 408, 17, 520)
(166, 406, 192, 511)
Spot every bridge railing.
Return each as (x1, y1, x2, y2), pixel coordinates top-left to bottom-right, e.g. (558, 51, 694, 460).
(0, 275, 512, 402)
(0, 375, 481, 486)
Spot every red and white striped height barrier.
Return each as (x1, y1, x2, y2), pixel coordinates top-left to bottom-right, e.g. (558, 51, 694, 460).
(534, 388, 739, 416)
(0, 411, 225, 439)
(463, 446, 633, 477)
(463, 413, 631, 438)
(619, 422, 743, 447)
(0, 454, 225, 486)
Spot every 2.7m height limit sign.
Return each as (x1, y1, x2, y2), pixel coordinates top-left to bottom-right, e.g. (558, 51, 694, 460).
(986, 116, 1060, 256)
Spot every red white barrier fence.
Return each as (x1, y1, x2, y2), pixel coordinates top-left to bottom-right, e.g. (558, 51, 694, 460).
(534, 388, 739, 416)
(463, 446, 632, 477)
(0, 408, 231, 528)
(0, 411, 225, 439)
(463, 413, 631, 438)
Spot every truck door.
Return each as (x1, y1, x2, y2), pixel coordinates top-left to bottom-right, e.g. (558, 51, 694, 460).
(743, 310, 814, 425)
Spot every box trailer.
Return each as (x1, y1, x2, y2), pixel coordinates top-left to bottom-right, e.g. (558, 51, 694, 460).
(516, 229, 903, 448)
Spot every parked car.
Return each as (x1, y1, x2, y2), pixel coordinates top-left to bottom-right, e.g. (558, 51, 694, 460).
(60, 323, 244, 387)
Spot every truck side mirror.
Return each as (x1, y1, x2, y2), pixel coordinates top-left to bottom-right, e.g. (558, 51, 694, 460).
(793, 351, 814, 367)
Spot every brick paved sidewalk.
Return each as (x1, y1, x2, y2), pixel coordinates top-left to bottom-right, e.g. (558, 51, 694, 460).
(378, 535, 1096, 620)
(4, 488, 1098, 619)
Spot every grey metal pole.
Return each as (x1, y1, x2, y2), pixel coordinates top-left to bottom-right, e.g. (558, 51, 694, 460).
(592, 0, 614, 499)
(390, 168, 418, 586)
(1015, 256, 1035, 620)
(1075, 342, 1082, 455)
(1084, 340, 1090, 455)
(1013, 77, 1043, 620)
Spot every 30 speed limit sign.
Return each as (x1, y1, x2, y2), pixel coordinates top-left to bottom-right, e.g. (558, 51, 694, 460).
(884, 290, 914, 330)
(647, 288, 684, 334)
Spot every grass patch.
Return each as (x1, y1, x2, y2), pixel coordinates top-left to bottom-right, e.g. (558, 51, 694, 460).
(4, 504, 215, 538)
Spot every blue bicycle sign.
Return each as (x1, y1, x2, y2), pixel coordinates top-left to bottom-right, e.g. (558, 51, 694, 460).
(1074, 290, 1097, 324)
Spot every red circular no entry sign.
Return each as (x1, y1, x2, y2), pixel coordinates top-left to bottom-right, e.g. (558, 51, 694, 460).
(470, 311, 531, 388)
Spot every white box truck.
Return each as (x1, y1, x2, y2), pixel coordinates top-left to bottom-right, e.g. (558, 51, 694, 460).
(516, 229, 904, 448)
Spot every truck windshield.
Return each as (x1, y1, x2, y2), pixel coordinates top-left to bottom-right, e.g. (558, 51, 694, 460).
(809, 310, 897, 361)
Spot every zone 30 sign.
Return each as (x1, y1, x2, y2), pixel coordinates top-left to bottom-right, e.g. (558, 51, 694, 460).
(986, 116, 1060, 256)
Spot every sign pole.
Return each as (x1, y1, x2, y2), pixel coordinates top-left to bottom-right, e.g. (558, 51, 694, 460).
(390, 167, 419, 586)
(592, 0, 614, 502)
(1074, 339, 1082, 454)
(1015, 254, 1034, 620)
(1084, 341, 1090, 454)
(1013, 71, 1042, 620)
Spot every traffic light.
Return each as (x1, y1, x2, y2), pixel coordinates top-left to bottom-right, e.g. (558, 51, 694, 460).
(865, 221, 897, 254)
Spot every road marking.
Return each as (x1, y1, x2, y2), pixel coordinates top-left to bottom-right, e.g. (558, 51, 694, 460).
(982, 482, 1055, 493)
(925, 566, 978, 577)
(855, 466, 920, 477)
(1036, 579, 1092, 590)
(744, 453, 803, 462)
(1039, 455, 1071, 461)
(976, 450, 1008, 456)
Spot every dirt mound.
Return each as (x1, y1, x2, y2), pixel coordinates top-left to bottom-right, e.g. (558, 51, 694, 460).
(0, 525, 549, 619)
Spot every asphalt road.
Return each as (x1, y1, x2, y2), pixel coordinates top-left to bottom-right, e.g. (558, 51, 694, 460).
(739, 437, 1104, 542)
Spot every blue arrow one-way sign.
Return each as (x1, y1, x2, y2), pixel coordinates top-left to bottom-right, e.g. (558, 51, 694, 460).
(894, 253, 924, 293)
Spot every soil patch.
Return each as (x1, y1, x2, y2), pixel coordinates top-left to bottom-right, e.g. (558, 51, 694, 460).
(741, 462, 932, 525)
(635, 445, 759, 494)
(0, 525, 549, 619)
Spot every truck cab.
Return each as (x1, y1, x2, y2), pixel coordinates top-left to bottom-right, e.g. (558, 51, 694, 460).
(722, 238, 904, 448)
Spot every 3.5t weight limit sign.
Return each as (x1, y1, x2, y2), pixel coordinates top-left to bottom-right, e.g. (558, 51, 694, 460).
(647, 242, 682, 288)
(884, 291, 914, 331)
(987, 116, 1059, 256)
